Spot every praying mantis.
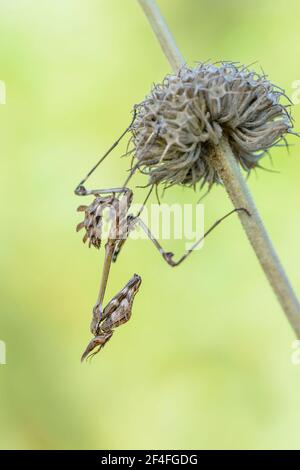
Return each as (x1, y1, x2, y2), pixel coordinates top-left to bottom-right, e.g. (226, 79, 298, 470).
(75, 113, 249, 361)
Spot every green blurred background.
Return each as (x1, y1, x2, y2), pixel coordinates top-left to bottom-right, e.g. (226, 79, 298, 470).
(1, 0, 300, 450)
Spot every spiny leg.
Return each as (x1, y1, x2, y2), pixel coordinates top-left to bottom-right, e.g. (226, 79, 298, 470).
(168, 208, 251, 266)
(132, 208, 250, 267)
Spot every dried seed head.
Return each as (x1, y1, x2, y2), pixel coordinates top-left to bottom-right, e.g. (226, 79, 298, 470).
(132, 62, 293, 189)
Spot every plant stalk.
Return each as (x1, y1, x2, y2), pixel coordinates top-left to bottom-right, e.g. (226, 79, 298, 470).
(138, 0, 300, 338)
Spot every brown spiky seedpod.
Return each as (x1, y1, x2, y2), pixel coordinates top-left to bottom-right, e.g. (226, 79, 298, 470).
(132, 62, 293, 189)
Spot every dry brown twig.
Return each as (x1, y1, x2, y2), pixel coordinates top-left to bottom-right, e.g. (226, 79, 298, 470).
(138, 0, 300, 338)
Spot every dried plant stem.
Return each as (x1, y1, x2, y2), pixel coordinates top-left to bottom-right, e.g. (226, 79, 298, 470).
(138, 0, 184, 71)
(138, 0, 300, 338)
(214, 139, 300, 337)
